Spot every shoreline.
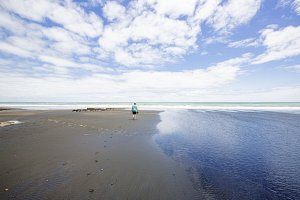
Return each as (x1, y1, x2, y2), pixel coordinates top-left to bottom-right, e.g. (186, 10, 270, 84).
(0, 109, 200, 199)
(2, 102, 300, 112)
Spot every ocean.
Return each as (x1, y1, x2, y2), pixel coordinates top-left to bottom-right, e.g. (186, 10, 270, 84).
(1, 102, 300, 111)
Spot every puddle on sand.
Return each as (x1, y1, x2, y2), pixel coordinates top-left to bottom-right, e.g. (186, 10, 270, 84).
(0, 120, 23, 127)
(154, 110, 300, 200)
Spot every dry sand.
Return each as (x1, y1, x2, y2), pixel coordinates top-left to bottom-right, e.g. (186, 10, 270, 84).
(0, 110, 200, 199)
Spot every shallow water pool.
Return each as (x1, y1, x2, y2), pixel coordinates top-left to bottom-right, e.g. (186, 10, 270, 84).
(154, 110, 300, 199)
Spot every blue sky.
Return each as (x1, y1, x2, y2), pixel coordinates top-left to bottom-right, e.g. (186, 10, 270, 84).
(0, 0, 300, 102)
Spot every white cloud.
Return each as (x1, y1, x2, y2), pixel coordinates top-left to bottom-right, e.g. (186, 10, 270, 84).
(192, 0, 220, 23)
(98, 7, 198, 67)
(38, 55, 110, 73)
(103, 1, 126, 21)
(252, 25, 300, 64)
(2, 74, 299, 102)
(0, 41, 33, 58)
(7, 36, 46, 53)
(204, 35, 229, 44)
(285, 64, 300, 73)
(42, 27, 91, 55)
(184, 86, 300, 102)
(212, 86, 300, 102)
(0, 0, 263, 69)
(0, 3, 107, 74)
(200, 51, 208, 56)
(0, 54, 250, 101)
(279, 0, 300, 15)
(0, 9, 26, 35)
(97, 0, 262, 67)
(39, 55, 76, 68)
(1, 0, 103, 37)
(228, 38, 259, 48)
(295, 0, 300, 14)
(208, 0, 261, 34)
(151, 0, 198, 18)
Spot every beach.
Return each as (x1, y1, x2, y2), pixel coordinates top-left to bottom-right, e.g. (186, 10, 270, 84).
(0, 109, 200, 200)
(1, 107, 300, 200)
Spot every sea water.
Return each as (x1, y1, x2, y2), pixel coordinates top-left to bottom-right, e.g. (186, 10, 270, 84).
(1, 102, 300, 111)
(155, 110, 300, 199)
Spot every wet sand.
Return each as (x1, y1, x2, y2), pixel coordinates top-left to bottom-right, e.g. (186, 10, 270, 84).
(0, 110, 199, 199)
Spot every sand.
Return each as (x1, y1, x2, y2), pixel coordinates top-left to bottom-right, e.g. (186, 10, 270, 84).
(0, 110, 200, 199)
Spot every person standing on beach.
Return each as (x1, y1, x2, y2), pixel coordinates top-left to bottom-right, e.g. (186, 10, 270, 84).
(132, 103, 138, 120)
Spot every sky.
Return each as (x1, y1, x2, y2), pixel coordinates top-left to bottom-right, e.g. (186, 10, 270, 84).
(0, 0, 300, 102)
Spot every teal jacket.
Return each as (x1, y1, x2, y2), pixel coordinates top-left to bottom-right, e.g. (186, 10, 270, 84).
(132, 105, 138, 112)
